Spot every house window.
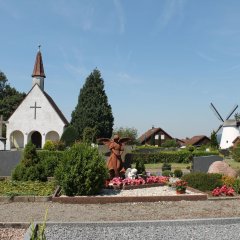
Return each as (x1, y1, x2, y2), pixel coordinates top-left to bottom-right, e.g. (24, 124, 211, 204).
(161, 135, 165, 140)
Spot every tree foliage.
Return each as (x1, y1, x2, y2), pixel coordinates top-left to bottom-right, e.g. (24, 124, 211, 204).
(210, 130, 219, 149)
(0, 70, 26, 136)
(60, 125, 78, 147)
(71, 69, 114, 140)
(235, 113, 240, 121)
(113, 127, 138, 145)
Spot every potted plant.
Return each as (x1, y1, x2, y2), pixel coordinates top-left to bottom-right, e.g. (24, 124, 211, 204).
(174, 180, 188, 194)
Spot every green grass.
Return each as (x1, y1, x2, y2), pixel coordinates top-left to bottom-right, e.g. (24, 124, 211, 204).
(0, 180, 56, 197)
(132, 162, 190, 171)
(225, 158, 240, 171)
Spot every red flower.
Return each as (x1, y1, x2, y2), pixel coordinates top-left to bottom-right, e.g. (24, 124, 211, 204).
(212, 185, 235, 197)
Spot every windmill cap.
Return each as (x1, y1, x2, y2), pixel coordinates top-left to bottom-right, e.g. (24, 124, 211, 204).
(223, 120, 238, 127)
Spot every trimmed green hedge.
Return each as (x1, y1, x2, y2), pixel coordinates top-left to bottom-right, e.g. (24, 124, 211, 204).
(127, 150, 219, 164)
(182, 172, 223, 191)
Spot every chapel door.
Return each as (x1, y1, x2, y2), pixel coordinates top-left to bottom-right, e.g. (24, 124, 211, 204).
(31, 131, 42, 148)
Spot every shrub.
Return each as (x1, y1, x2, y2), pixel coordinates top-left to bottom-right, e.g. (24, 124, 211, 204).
(222, 175, 235, 187)
(174, 169, 183, 178)
(182, 172, 222, 192)
(187, 145, 195, 152)
(60, 125, 78, 147)
(54, 142, 108, 196)
(38, 150, 64, 177)
(135, 159, 145, 174)
(162, 162, 171, 171)
(162, 170, 173, 177)
(233, 179, 240, 194)
(161, 139, 178, 148)
(12, 142, 47, 181)
(43, 140, 55, 151)
(53, 140, 65, 151)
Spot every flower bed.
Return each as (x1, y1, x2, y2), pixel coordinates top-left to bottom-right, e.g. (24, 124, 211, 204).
(212, 185, 235, 197)
(108, 176, 169, 190)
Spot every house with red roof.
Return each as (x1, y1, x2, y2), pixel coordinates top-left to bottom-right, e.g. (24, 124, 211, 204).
(138, 127, 173, 146)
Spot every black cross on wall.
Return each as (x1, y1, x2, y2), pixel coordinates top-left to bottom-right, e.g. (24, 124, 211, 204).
(30, 102, 41, 119)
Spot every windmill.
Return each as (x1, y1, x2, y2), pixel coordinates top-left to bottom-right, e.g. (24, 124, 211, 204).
(210, 103, 239, 149)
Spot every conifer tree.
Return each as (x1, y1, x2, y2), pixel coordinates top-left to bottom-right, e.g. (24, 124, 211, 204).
(210, 130, 219, 149)
(71, 69, 114, 140)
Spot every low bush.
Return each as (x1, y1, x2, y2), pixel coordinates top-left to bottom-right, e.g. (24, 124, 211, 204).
(162, 170, 173, 177)
(0, 180, 55, 196)
(43, 140, 55, 151)
(174, 169, 183, 178)
(182, 172, 222, 192)
(12, 142, 47, 181)
(135, 159, 145, 174)
(222, 175, 235, 187)
(162, 162, 171, 171)
(54, 142, 108, 196)
(233, 179, 240, 194)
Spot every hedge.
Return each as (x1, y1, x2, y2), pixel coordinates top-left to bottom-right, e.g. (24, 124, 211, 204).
(182, 172, 223, 191)
(126, 150, 219, 164)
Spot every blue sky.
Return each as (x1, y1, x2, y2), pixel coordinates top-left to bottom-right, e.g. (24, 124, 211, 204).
(1, 0, 240, 139)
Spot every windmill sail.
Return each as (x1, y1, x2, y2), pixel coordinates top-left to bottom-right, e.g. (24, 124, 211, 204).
(226, 104, 238, 120)
(210, 103, 224, 122)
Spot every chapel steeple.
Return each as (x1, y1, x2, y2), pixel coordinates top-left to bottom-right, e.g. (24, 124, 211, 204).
(32, 45, 46, 90)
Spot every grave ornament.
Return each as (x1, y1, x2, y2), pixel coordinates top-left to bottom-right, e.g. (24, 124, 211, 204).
(98, 135, 130, 179)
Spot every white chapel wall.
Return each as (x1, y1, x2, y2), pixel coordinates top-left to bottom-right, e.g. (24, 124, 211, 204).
(6, 85, 66, 150)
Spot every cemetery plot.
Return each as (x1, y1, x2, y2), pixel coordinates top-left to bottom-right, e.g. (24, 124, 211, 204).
(0, 180, 55, 202)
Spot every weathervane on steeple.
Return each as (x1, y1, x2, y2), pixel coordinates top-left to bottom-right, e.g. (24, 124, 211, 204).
(38, 44, 41, 51)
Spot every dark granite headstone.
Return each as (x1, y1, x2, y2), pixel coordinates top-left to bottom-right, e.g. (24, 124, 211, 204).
(0, 150, 22, 176)
(192, 155, 223, 173)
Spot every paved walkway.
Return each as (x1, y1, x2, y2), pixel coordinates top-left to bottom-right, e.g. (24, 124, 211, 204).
(1, 199, 240, 223)
(45, 218, 240, 240)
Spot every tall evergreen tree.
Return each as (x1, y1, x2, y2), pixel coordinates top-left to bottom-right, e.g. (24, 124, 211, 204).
(0, 70, 26, 136)
(71, 69, 114, 140)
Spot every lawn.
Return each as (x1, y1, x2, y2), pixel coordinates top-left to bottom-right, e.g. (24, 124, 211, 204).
(0, 180, 56, 197)
(225, 158, 240, 171)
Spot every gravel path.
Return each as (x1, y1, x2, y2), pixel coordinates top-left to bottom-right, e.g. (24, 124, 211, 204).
(45, 220, 240, 240)
(0, 228, 26, 240)
(1, 200, 240, 223)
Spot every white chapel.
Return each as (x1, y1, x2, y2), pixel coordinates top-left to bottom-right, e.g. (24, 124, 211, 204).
(6, 48, 68, 150)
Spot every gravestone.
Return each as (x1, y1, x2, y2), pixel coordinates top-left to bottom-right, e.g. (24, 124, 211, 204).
(192, 155, 223, 173)
(0, 151, 22, 176)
